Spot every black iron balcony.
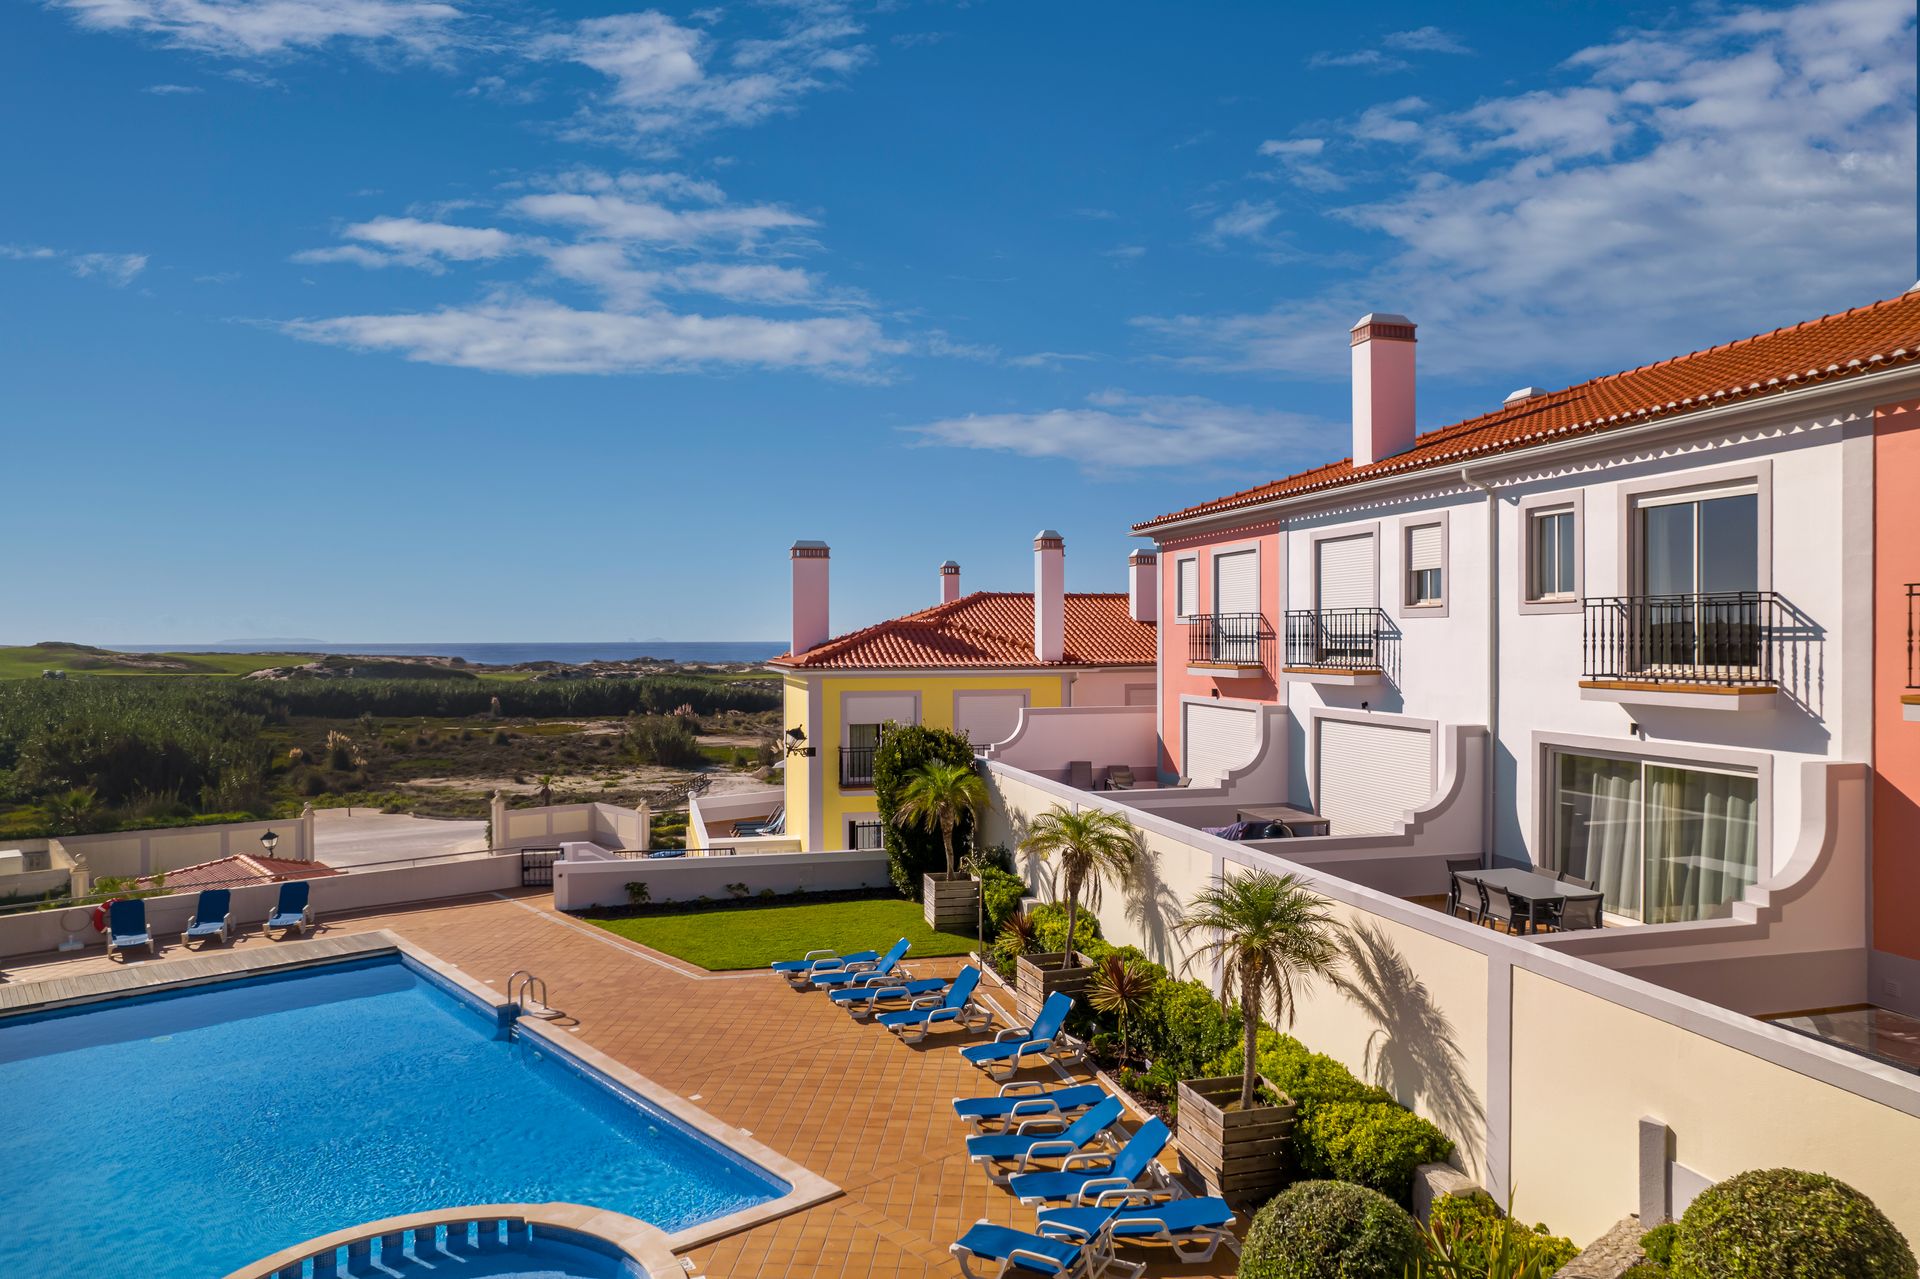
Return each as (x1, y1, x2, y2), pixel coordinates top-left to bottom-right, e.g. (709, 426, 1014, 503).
(1186, 612, 1275, 670)
(1284, 608, 1387, 671)
(840, 745, 877, 788)
(1909, 584, 1919, 690)
(1581, 591, 1786, 688)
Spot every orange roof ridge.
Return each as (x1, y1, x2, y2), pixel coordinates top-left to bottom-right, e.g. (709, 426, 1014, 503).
(772, 590, 1153, 670)
(1137, 288, 1920, 531)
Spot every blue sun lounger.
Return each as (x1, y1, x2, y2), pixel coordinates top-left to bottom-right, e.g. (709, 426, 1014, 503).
(265, 881, 315, 938)
(182, 888, 233, 949)
(949, 1218, 1137, 1279)
(830, 974, 950, 1017)
(1009, 1118, 1172, 1207)
(952, 1082, 1109, 1133)
(876, 965, 992, 1042)
(105, 898, 153, 959)
(960, 990, 1076, 1080)
(1037, 1194, 1236, 1264)
(809, 937, 910, 988)
(966, 1095, 1124, 1184)
(771, 946, 880, 988)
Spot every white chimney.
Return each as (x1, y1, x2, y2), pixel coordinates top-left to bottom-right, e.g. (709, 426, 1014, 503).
(939, 560, 962, 604)
(1033, 530, 1065, 663)
(790, 540, 829, 655)
(1350, 312, 1417, 466)
(1128, 549, 1157, 623)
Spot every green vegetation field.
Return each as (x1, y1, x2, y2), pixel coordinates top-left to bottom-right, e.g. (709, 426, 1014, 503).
(0, 644, 317, 680)
(586, 897, 977, 970)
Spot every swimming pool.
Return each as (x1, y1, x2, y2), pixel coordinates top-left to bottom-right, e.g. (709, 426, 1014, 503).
(0, 956, 787, 1279)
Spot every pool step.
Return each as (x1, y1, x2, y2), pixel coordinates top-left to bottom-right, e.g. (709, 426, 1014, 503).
(505, 969, 561, 1023)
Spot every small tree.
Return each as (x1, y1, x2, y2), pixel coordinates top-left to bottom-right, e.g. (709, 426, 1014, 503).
(1089, 952, 1158, 1062)
(891, 760, 989, 877)
(1019, 804, 1137, 969)
(873, 724, 977, 896)
(1175, 870, 1344, 1111)
(535, 773, 556, 806)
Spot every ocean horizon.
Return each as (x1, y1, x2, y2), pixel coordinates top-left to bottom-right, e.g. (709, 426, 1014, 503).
(117, 641, 787, 666)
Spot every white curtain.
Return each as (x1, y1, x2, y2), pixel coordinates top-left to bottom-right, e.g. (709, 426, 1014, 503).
(1553, 754, 1642, 919)
(1645, 766, 1758, 923)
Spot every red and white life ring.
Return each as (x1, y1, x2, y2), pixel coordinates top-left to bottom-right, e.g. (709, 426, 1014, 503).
(91, 898, 120, 933)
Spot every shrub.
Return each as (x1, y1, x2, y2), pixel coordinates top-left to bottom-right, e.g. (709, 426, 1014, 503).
(1140, 978, 1240, 1081)
(1621, 1267, 1669, 1279)
(872, 724, 977, 896)
(624, 715, 706, 769)
(1295, 1100, 1455, 1203)
(978, 865, 1027, 936)
(1669, 1168, 1916, 1279)
(1239, 1180, 1425, 1279)
(1423, 1192, 1578, 1276)
(1640, 1222, 1677, 1266)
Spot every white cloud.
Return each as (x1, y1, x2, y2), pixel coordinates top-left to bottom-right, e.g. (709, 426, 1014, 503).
(1143, 0, 1918, 380)
(1257, 136, 1344, 191)
(3, 243, 147, 285)
(1308, 49, 1407, 74)
(508, 192, 813, 246)
(1309, 25, 1472, 72)
(143, 81, 203, 93)
(907, 390, 1333, 472)
(1200, 200, 1286, 250)
(49, 0, 462, 58)
(1383, 26, 1471, 55)
(283, 299, 897, 374)
(0, 244, 59, 261)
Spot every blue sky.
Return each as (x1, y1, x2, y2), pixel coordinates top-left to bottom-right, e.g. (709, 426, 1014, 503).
(2, 0, 1913, 645)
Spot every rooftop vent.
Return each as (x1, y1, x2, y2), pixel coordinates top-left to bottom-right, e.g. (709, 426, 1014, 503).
(1504, 386, 1547, 405)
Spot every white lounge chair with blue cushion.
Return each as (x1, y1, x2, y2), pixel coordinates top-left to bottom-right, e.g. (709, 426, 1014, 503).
(182, 889, 233, 949)
(949, 1217, 1137, 1279)
(1009, 1118, 1171, 1207)
(960, 990, 1077, 1080)
(105, 899, 154, 960)
(967, 1095, 1124, 1185)
(952, 1082, 1109, 1133)
(1038, 1193, 1235, 1264)
(830, 974, 950, 1018)
(265, 881, 315, 938)
(809, 937, 910, 989)
(771, 946, 879, 987)
(876, 965, 991, 1042)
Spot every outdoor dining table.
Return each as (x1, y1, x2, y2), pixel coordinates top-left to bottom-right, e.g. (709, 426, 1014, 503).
(1456, 866, 1603, 933)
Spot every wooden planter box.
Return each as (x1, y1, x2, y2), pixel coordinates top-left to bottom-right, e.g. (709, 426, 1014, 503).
(923, 872, 980, 933)
(1014, 950, 1098, 1024)
(1175, 1075, 1297, 1204)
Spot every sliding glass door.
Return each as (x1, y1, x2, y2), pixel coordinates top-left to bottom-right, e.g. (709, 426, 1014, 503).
(1635, 489, 1760, 672)
(1551, 751, 1759, 923)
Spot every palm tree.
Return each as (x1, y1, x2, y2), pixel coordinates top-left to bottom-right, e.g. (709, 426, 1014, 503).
(1019, 805, 1137, 967)
(892, 759, 989, 876)
(535, 773, 556, 806)
(1175, 870, 1344, 1111)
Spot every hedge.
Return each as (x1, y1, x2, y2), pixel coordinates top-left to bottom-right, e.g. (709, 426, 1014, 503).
(871, 724, 978, 897)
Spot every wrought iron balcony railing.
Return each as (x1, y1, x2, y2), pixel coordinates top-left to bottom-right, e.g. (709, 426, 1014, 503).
(840, 745, 877, 788)
(1581, 591, 1786, 687)
(1284, 608, 1387, 671)
(1186, 612, 1275, 669)
(1909, 584, 1919, 690)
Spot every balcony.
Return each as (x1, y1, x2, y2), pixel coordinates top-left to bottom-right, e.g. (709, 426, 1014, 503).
(1283, 608, 1389, 686)
(1580, 591, 1790, 711)
(840, 744, 877, 789)
(1185, 612, 1274, 678)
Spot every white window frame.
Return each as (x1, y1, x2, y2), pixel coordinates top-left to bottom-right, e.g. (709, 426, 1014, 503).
(1619, 464, 1771, 598)
(1516, 489, 1585, 616)
(1306, 523, 1381, 612)
(1209, 539, 1263, 618)
(1398, 511, 1449, 618)
(1174, 554, 1201, 621)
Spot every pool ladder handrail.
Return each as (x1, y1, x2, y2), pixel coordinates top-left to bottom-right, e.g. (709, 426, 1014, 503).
(506, 969, 560, 1021)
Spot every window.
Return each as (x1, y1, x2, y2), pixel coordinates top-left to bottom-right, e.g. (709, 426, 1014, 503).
(1405, 523, 1443, 607)
(1550, 750, 1759, 924)
(848, 819, 885, 850)
(841, 723, 881, 787)
(1176, 557, 1199, 620)
(1528, 509, 1576, 601)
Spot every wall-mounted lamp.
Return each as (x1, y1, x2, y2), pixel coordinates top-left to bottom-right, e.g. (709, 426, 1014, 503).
(784, 727, 817, 758)
(1360, 701, 1370, 712)
(259, 829, 279, 856)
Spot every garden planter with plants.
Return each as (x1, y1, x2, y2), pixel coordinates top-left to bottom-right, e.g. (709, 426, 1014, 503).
(1013, 949, 1098, 1023)
(1176, 1074, 1297, 1203)
(922, 870, 979, 932)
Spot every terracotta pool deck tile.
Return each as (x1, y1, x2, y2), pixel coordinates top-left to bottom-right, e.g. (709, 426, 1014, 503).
(2, 890, 1239, 1279)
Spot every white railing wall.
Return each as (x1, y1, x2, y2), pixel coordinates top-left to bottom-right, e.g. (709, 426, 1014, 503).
(57, 808, 319, 883)
(492, 801, 648, 852)
(553, 848, 890, 910)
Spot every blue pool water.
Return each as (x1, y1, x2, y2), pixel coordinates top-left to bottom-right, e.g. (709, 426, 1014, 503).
(0, 958, 785, 1279)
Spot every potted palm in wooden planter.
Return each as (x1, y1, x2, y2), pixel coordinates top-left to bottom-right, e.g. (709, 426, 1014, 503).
(1013, 804, 1137, 1023)
(895, 760, 988, 933)
(1173, 870, 1342, 1204)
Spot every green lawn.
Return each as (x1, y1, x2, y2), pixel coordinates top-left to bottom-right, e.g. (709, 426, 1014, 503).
(587, 897, 979, 971)
(0, 644, 316, 679)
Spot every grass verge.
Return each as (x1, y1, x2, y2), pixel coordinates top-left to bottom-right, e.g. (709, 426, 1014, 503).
(585, 896, 978, 970)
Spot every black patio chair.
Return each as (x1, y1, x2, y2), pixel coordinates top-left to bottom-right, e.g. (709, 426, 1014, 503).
(1482, 884, 1532, 935)
(1548, 892, 1604, 932)
(1556, 870, 1598, 891)
(1444, 857, 1483, 923)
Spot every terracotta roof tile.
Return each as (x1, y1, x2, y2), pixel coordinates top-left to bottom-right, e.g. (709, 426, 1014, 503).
(771, 592, 1155, 670)
(1137, 288, 1920, 530)
(137, 854, 343, 890)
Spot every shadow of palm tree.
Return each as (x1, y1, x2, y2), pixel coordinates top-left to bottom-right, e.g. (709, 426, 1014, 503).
(1331, 919, 1485, 1146)
(1122, 830, 1182, 966)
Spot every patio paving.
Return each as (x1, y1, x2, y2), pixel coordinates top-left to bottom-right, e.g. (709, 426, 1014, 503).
(0, 890, 1237, 1279)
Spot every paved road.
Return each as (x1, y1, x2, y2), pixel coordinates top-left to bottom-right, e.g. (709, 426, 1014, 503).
(311, 808, 489, 869)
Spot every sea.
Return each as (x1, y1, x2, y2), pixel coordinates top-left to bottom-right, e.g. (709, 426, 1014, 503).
(119, 641, 786, 666)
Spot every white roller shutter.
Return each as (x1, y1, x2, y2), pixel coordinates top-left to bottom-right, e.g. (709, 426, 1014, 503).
(1177, 558, 1200, 618)
(1315, 718, 1434, 835)
(1213, 549, 1259, 616)
(1316, 534, 1374, 610)
(1406, 524, 1442, 573)
(1183, 702, 1259, 785)
(954, 692, 1027, 748)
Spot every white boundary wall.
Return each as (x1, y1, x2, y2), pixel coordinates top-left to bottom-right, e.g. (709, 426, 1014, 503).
(553, 849, 891, 910)
(57, 810, 318, 882)
(494, 802, 647, 851)
(984, 757, 1920, 1246)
